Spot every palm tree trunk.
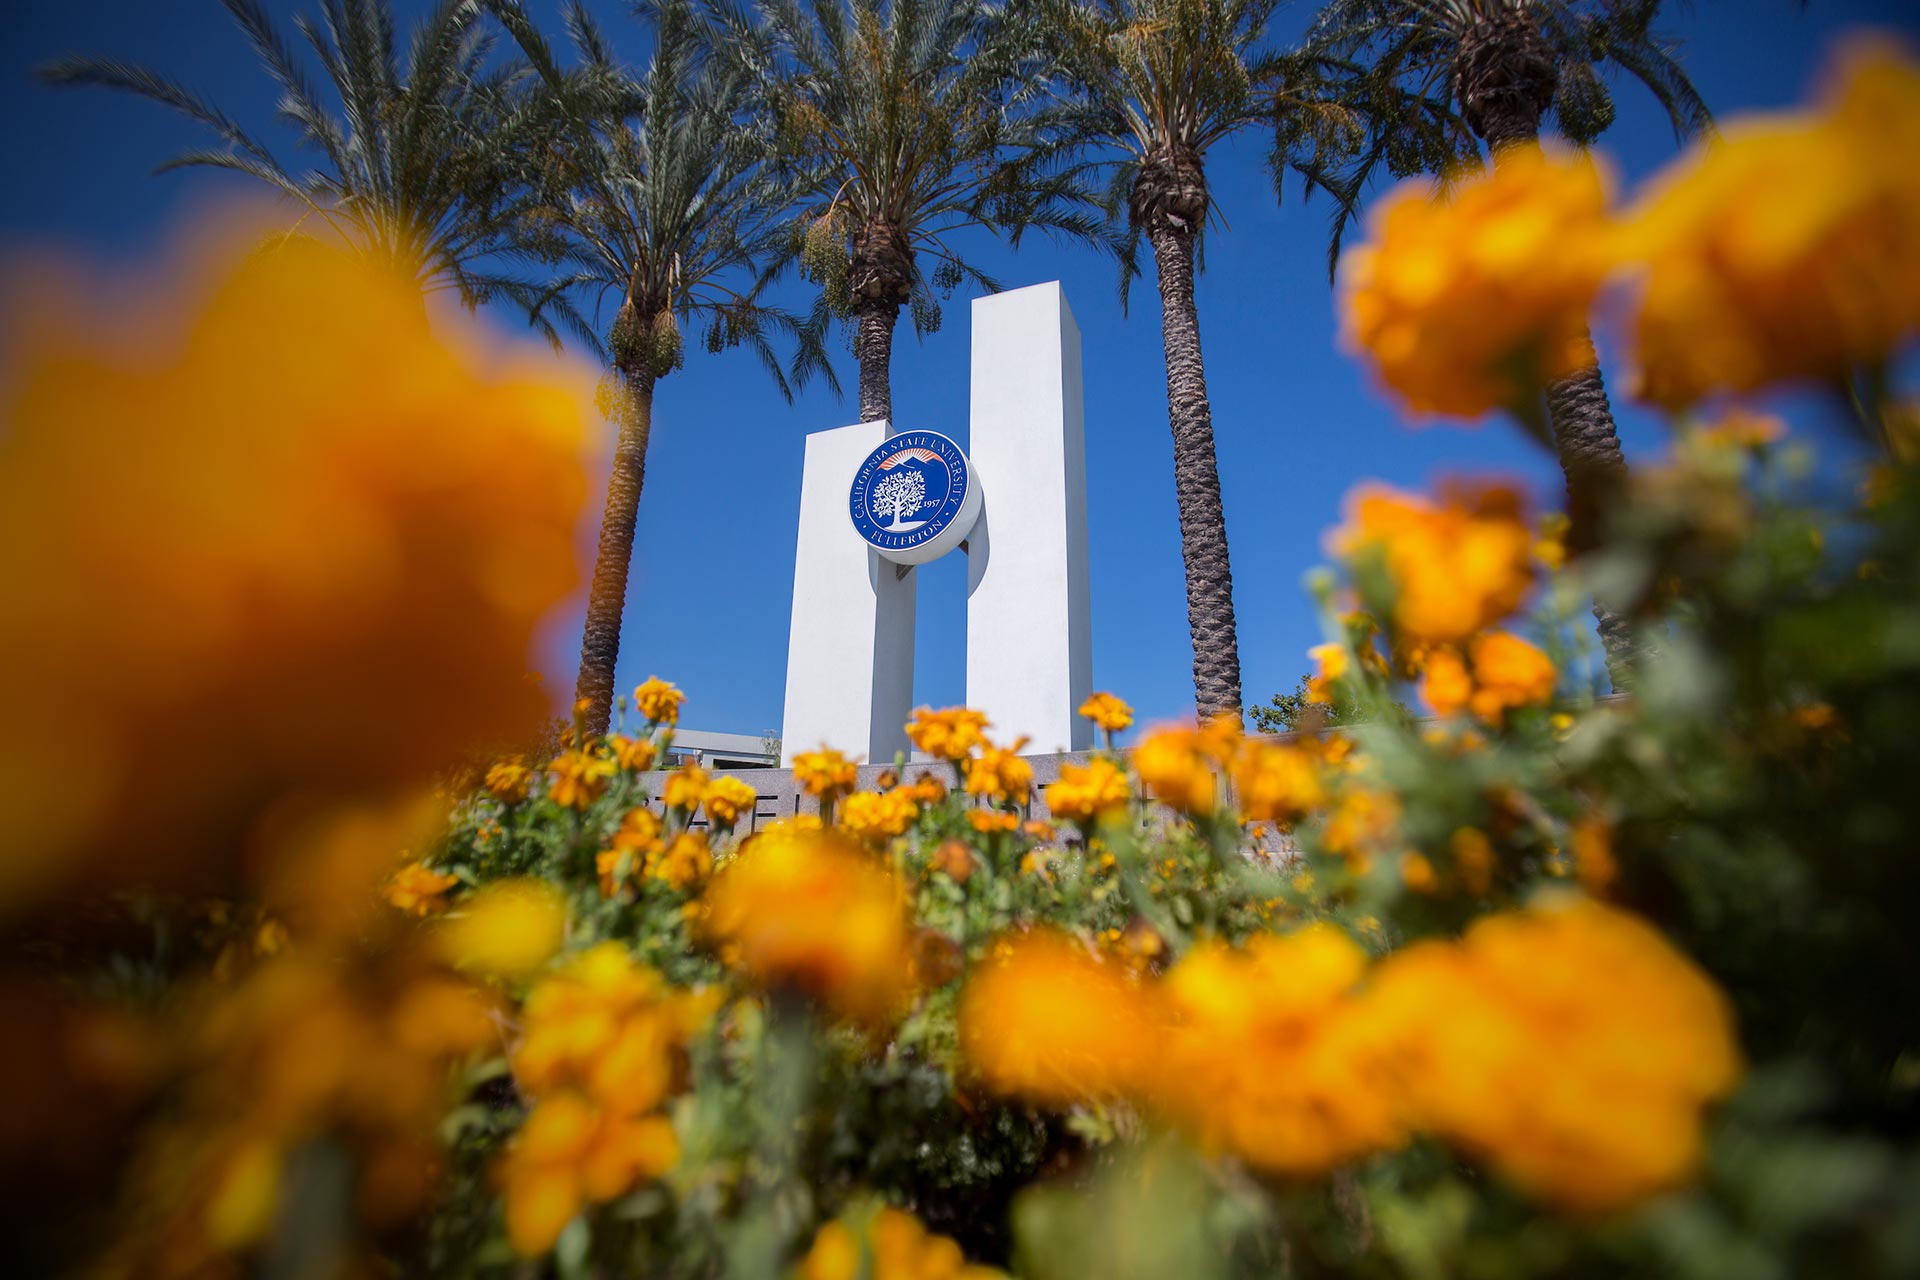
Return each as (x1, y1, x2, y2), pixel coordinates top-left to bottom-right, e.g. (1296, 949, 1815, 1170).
(854, 299, 898, 426)
(1146, 220, 1243, 724)
(575, 368, 657, 739)
(1480, 99, 1640, 691)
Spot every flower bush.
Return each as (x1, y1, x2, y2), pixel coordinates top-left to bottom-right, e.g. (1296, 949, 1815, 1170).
(5, 37, 1920, 1280)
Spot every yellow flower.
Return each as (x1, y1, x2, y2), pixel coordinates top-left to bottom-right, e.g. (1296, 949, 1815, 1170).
(1370, 896, 1742, 1212)
(1333, 482, 1536, 644)
(632, 676, 685, 726)
(1571, 816, 1618, 895)
(646, 831, 712, 891)
(965, 737, 1033, 802)
(440, 880, 566, 979)
(1694, 408, 1787, 450)
(700, 829, 912, 1023)
(384, 861, 459, 916)
(838, 788, 920, 842)
(793, 747, 859, 801)
(1419, 647, 1475, 718)
(1304, 643, 1349, 705)
(1618, 44, 1920, 407)
(1465, 632, 1557, 721)
(905, 769, 949, 804)
(548, 750, 616, 810)
(1153, 926, 1405, 1174)
(1450, 826, 1497, 896)
(905, 706, 990, 761)
(1319, 785, 1402, 875)
(485, 762, 533, 804)
(1230, 740, 1326, 826)
(968, 808, 1020, 834)
(0, 236, 587, 912)
(606, 734, 657, 773)
(702, 775, 757, 829)
(1420, 632, 1557, 723)
(1078, 691, 1135, 733)
(799, 1207, 1004, 1280)
(1341, 145, 1615, 418)
(511, 943, 716, 1112)
(1133, 726, 1227, 815)
(1044, 758, 1131, 826)
(958, 929, 1162, 1106)
(500, 1092, 680, 1256)
(1400, 852, 1439, 894)
(662, 763, 708, 813)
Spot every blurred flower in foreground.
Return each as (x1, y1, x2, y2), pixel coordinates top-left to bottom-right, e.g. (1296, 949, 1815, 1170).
(701, 828, 912, 1023)
(1341, 146, 1615, 419)
(102, 948, 497, 1275)
(1618, 43, 1920, 408)
(1371, 895, 1742, 1211)
(1419, 631, 1558, 722)
(1157, 925, 1404, 1175)
(502, 943, 715, 1255)
(799, 1205, 1004, 1280)
(1333, 482, 1536, 645)
(0, 236, 588, 912)
(439, 879, 567, 979)
(958, 929, 1161, 1105)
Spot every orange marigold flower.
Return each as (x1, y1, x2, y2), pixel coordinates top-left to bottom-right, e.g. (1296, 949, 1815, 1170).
(1044, 758, 1131, 826)
(965, 737, 1034, 803)
(606, 734, 657, 773)
(485, 762, 534, 804)
(1319, 785, 1402, 875)
(384, 861, 458, 916)
(1333, 481, 1535, 644)
(1340, 145, 1615, 419)
(906, 770, 948, 804)
(646, 831, 712, 891)
(793, 748, 859, 801)
(702, 776, 757, 829)
(905, 706, 990, 761)
(1570, 816, 1617, 895)
(958, 929, 1161, 1106)
(929, 840, 977, 884)
(661, 763, 708, 813)
(1304, 643, 1349, 705)
(440, 879, 566, 979)
(1132, 727, 1222, 815)
(548, 750, 615, 810)
(0, 236, 587, 910)
(838, 787, 920, 841)
(1370, 896, 1742, 1212)
(1153, 926, 1405, 1174)
(1464, 632, 1557, 722)
(1230, 740, 1326, 827)
(631, 676, 685, 726)
(798, 1207, 1004, 1280)
(1618, 44, 1920, 408)
(967, 808, 1020, 834)
(700, 829, 913, 1023)
(500, 1092, 680, 1256)
(1419, 647, 1474, 718)
(1078, 691, 1135, 733)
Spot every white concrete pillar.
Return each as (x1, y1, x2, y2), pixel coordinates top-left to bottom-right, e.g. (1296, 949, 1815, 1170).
(965, 284, 1093, 753)
(779, 421, 916, 765)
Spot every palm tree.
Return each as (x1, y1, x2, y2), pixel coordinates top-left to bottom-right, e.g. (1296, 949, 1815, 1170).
(702, 0, 1105, 425)
(1301, 0, 1712, 685)
(1032, 0, 1355, 724)
(489, 0, 837, 737)
(41, 0, 538, 304)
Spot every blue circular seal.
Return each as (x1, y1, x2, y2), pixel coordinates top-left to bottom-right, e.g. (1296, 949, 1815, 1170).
(848, 430, 983, 565)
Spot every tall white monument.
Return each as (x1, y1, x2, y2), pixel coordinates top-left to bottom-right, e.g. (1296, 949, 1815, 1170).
(780, 281, 1092, 764)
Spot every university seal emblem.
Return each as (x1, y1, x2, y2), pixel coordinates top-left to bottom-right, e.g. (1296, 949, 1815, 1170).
(847, 429, 983, 565)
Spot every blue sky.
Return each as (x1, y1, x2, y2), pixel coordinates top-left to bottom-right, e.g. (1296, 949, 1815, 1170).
(4, 0, 1917, 744)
